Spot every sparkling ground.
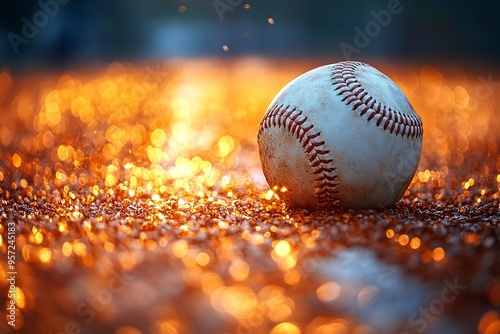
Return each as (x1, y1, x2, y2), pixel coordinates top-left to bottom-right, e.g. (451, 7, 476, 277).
(0, 59, 499, 334)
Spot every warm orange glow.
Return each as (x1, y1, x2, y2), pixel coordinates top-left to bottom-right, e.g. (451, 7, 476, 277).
(274, 240, 291, 258)
(211, 285, 257, 319)
(270, 322, 300, 334)
(316, 282, 341, 302)
(229, 259, 250, 281)
(196, 252, 210, 266)
(12, 153, 22, 168)
(478, 310, 500, 334)
(39, 247, 52, 263)
(0, 60, 498, 334)
(410, 237, 421, 249)
(13, 287, 26, 309)
(398, 234, 409, 246)
(284, 269, 301, 286)
(465, 233, 480, 245)
(386, 229, 394, 238)
(172, 240, 188, 258)
(432, 247, 445, 262)
(489, 281, 500, 306)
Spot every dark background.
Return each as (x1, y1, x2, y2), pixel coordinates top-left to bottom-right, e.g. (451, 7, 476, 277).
(1, 0, 499, 73)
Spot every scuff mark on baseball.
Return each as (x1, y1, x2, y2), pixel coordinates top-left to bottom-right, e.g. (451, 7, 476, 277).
(257, 61, 423, 210)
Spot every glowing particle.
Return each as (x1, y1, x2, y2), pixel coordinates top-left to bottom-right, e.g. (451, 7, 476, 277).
(398, 234, 409, 246)
(221, 175, 231, 187)
(82, 220, 92, 233)
(57, 145, 69, 160)
(218, 135, 234, 157)
(19, 179, 28, 188)
(478, 310, 500, 334)
(284, 269, 301, 286)
(410, 237, 421, 249)
(73, 242, 87, 256)
(34, 232, 43, 244)
(268, 18, 275, 24)
(58, 221, 68, 233)
(222, 45, 229, 52)
(104, 241, 115, 253)
(62, 242, 73, 257)
(432, 247, 445, 261)
(201, 272, 224, 294)
(151, 128, 167, 147)
(214, 285, 257, 319)
(12, 153, 22, 168)
(45, 102, 61, 127)
(196, 252, 210, 266)
(178, 5, 187, 13)
(270, 322, 300, 334)
(105, 174, 117, 187)
(465, 233, 480, 244)
(464, 177, 475, 190)
(13, 287, 25, 309)
(218, 220, 228, 229)
(229, 259, 250, 281)
(0, 126, 13, 147)
(453, 85, 470, 109)
(172, 240, 188, 258)
(264, 189, 275, 200)
(244, 4, 250, 9)
(385, 229, 394, 238)
(316, 281, 341, 302)
(39, 247, 52, 263)
(274, 240, 291, 258)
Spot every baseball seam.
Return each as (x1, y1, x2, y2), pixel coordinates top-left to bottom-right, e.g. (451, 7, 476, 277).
(332, 61, 423, 138)
(258, 104, 339, 208)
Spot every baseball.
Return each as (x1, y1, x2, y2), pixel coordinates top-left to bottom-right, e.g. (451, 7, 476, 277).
(258, 61, 423, 209)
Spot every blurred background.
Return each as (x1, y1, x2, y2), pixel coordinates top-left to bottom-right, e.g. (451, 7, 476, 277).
(1, 0, 499, 74)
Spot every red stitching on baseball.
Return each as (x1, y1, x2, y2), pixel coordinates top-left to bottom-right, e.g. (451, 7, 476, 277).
(259, 104, 339, 208)
(332, 61, 423, 138)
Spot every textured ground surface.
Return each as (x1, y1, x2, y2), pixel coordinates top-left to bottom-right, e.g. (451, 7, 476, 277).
(0, 59, 499, 334)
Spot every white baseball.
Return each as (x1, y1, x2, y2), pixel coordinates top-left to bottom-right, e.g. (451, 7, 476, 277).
(258, 61, 423, 209)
